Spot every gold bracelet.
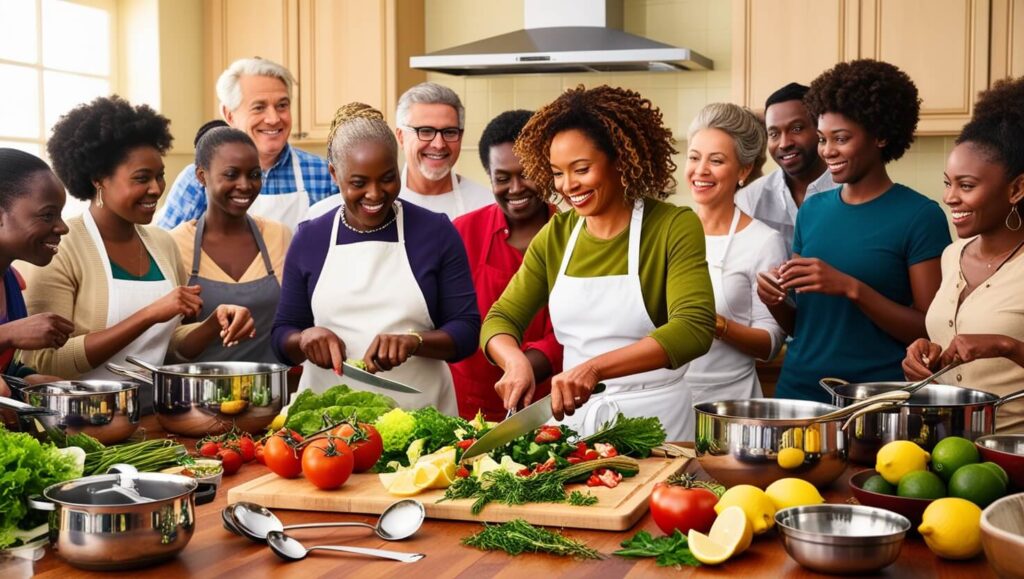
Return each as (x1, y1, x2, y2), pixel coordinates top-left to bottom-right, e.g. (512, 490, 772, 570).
(721, 317, 729, 340)
(406, 330, 424, 354)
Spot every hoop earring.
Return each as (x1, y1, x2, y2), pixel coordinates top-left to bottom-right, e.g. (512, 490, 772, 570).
(1007, 205, 1022, 231)
(95, 187, 104, 208)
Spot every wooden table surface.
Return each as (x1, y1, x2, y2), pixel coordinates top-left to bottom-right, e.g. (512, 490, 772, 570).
(32, 417, 996, 579)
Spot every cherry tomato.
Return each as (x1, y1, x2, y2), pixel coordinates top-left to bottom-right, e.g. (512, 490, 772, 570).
(301, 436, 355, 490)
(456, 438, 475, 450)
(330, 422, 384, 473)
(236, 436, 256, 462)
(455, 466, 471, 478)
(198, 441, 221, 457)
(264, 428, 305, 479)
(254, 440, 266, 465)
(650, 476, 719, 535)
(218, 448, 243, 475)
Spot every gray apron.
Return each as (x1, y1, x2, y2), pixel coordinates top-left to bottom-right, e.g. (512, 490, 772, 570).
(187, 215, 281, 363)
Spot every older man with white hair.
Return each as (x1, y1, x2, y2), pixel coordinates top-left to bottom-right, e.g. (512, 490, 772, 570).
(159, 57, 337, 232)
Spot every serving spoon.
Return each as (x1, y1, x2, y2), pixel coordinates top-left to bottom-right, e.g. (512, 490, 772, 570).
(266, 531, 425, 563)
(228, 499, 424, 543)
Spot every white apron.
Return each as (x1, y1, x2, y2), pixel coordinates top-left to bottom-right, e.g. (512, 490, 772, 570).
(297, 202, 457, 414)
(80, 211, 179, 382)
(548, 200, 693, 441)
(684, 207, 762, 405)
(400, 165, 465, 217)
(247, 150, 308, 233)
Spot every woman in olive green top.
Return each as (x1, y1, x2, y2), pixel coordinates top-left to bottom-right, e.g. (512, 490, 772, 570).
(483, 86, 715, 440)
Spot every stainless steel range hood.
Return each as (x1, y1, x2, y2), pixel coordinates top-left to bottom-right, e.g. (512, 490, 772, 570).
(410, 0, 712, 76)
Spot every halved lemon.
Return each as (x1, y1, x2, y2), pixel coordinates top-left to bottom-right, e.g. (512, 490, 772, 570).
(687, 529, 734, 565)
(708, 505, 753, 555)
(378, 470, 401, 490)
(386, 469, 422, 497)
(418, 446, 456, 468)
(412, 462, 442, 489)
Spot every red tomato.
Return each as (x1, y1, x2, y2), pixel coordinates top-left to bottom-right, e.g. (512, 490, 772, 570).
(650, 479, 719, 535)
(264, 429, 304, 479)
(302, 436, 355, 490)
(198, 441, 221, 457)
(254, 440, 266, 465)
(330, 423, 384, 473)
(237, 436, 256, 462)
(218, 448, 243, 475)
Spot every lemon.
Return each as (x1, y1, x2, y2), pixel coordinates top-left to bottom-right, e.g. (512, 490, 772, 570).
(776, 447, 806, 469)
(418, 446, 456, 468)
(219, 400, 247, 415)
(709, 505, 753, 555)
(433, 461, 458, 488)
(781, 427, 803, 449)
(269, 413, 286, 431)
(378, 470, 401, 489)
(765, 478, 825, 510)
(918, 497, 983, 559)
(687, 529, 734, 565)
(386, 469, 423, 497)
(412, 462, 442, 489)
(715, 485, 776, 535)
(803, 429, 821, 453)
(875, 440, 930, 484)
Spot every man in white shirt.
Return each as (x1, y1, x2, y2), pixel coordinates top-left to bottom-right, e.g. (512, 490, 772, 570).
(736, 82, 835, 252)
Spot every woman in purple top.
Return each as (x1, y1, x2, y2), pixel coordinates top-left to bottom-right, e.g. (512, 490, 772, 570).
(271, 103, 479, 414)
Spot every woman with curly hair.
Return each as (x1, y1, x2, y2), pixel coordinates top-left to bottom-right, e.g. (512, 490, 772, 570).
(482, 85, 715, 439)
(757, 60, 951, 403)
(903, 76, 1024, 432)
(684, 103, 788, 404)
(169, 122, 291, 363)
(272, 103, 478, 414)
(20, 96, 254, 389)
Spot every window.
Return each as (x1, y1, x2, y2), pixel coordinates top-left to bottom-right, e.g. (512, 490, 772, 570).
(0, 0, 116, 159)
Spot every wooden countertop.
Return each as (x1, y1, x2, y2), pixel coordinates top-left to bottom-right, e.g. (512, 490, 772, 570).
(32, 417, 995, 578)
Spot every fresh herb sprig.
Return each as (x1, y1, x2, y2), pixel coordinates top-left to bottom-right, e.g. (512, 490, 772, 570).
(568, 490, 598, 506)
(614, 529, 701, 567)
(462, 519, 601, 559)
(582, 413, 666, 458)
(442, 456, 638, 514)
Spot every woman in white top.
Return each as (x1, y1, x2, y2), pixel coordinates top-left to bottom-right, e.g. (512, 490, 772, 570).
(684, 103, 788, 404)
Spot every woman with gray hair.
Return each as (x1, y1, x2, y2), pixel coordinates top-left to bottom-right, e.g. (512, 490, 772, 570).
(683, 103, 788, 404)
(271, 103, 479, 413)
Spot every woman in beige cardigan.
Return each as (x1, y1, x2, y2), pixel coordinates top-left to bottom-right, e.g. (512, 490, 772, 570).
(21, 96, 254, 381)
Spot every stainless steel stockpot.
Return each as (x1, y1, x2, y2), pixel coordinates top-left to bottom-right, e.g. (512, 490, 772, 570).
(17, 380, 139, 444)
(29, 465, 214, 570)
(107, 355, 286, 437)
(820, 379, 1024, 464)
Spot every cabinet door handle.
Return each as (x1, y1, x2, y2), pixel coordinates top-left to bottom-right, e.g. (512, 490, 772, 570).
(294, 131, 309, 139)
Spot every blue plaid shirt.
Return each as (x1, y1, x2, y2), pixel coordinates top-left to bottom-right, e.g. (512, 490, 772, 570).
(158, 143, 338, 229)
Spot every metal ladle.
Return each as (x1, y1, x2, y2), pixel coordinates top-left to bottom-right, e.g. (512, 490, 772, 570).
(228, 499, 425, 543)
(266, 531, 425, 563)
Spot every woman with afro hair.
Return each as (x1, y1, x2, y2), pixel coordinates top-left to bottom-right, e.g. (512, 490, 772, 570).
(903, 76, 1024, 433)
(482, 86, 716, 440)
(20, 96, 254, 392)
(758, 60, 951, 404)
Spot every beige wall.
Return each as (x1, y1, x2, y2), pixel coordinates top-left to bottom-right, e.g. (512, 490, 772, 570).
(422, 0, 953, 212)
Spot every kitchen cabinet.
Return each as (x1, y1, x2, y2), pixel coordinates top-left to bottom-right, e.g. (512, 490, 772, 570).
(732, 0, 991, 134)
(991, 0, 1024, 80)
(203, 0, 425, 142)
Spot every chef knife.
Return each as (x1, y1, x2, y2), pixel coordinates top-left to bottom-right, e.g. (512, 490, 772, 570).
(341, 362, 422, 394)
(460, 383, 606, 463)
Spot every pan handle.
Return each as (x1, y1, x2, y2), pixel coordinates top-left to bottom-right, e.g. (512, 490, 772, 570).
(818, 377, 849, 398)
(106, 363, 154, 385)
(995, 387, 1024, 408)
(812, 390, 910, 424)
(840, 401, 903, 430)
(125, 355, 161, 373)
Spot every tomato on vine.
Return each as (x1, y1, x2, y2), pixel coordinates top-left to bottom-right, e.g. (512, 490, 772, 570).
(302, 435, 355, 490)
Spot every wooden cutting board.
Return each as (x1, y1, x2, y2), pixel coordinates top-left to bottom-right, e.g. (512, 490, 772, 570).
(227, 455, 689, 531)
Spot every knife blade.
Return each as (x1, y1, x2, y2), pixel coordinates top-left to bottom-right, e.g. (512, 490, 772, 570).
(341, 362, 422, 394)
(460, 383, 606, 463)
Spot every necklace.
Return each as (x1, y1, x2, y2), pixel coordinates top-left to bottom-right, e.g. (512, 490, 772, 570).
(973, 237, 1024, 269)
(339, 205, 398, 234)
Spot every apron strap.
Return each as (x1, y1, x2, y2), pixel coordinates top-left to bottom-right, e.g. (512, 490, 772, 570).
(711, 206, 741, 269)
(290, 149, 306, 193)
(394, 201, 406, 243)
(626, 199, 644, 277)
(247, 215, 275, 276)
(193, 215, 275, 277)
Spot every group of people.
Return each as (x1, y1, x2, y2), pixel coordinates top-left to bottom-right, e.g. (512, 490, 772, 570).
(1, 54, 1022, 437)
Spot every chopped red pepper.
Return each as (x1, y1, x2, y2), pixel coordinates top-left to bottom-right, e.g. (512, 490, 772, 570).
(533, 458, 557, 473)
(566, 456, 583, 464)
(455, 466, 471, 478)
(586, 474, 603, 487)
(568, 442, 598, 462)
(597, 468, 623, 488)
(517, 467, 533, 477)
(534, 426, 562, 444)
(456, 438, 476, 450)
(594, 443, 618, 458)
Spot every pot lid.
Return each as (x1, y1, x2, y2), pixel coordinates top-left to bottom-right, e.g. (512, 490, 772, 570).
(45, 470, 196, 507)
(21, 380, 138, 397)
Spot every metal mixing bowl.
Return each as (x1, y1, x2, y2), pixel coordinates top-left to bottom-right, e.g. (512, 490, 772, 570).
(775, 504, 911, 574)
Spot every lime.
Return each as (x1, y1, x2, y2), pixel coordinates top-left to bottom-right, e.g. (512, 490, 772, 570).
(931, 437, 980, 483)
(897, 470, 946, 500)
(862, 474, 897, 495)
(948, 463, 1007, 508)
(979, 461, 1009, 487)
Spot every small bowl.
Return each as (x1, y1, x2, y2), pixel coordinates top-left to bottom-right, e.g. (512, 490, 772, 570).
(162, 459, 224, 487)
(981, 492, 1024, 579)
(775, 504, 911, 574)
(849, 469, 932, 527)
(976, 435, 1024, 490)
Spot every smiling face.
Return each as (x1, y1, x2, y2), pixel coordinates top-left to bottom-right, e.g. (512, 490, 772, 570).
(817, 112, 885, 184)
(397, 103, 462, 182)
(766, 99, 820, 178)
(488, 142, 545, 224)
(548, 129, 624, 217)
(0, 170, 68, 266)
(199, 141, 262, 220)
(331, 140, 400, 231)
(223, 75, 292, 164)
(95, 146, 165, 225)
(943, 142, 1024, 239)
(686, 128, 752, 208)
